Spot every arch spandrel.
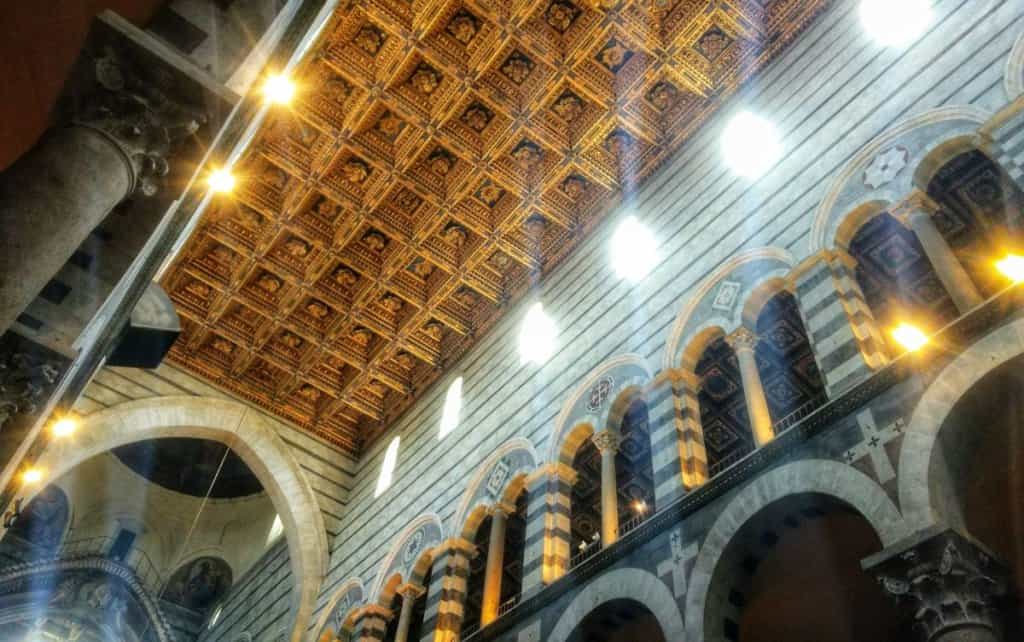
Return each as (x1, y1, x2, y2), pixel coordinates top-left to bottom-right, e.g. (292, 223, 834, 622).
(370, 513, 444, 605)
(453, 438, 539, 538)
(314, 579, 365, 642)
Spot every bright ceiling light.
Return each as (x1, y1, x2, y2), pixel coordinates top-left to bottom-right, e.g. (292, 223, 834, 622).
(611, 215, 658, 282)
(996, 254, 1024, 283)
(519, 302, 557, 365)
(263, 73, 296, 105)
(208, 167, 236, 194)
(860, 0, 932, 47)
(21, 467, 43, 485)
(891, 322, 929, 352)
(721, 111, 782, 178)
(51, 416, 78, 438)
(439, 376, 463, 439)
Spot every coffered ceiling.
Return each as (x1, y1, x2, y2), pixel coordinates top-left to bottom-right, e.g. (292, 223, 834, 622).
(163, 0, 830, 456)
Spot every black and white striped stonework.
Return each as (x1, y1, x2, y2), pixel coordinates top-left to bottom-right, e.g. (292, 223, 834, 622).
(430, 542, 472, 642)
(352, 612, 387, 642)
(984, 97, 1024, 191)
(521, 465, 574, 593)
(794, 250, 889, 398)
(418, 554, 447, 642)
(648, 371, 707, 506)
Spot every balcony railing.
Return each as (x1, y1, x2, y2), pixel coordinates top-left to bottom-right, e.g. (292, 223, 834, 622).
(773, 394, 828, 434)
(497, 593, 521, 618)
(2, 534, 165, 590)
(569, 538, 602, 569)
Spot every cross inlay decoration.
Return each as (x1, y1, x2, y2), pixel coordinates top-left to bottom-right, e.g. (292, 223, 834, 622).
(162, 0, 831, 456)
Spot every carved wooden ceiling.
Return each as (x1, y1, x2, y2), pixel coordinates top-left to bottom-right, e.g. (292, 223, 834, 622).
(163, 0, 830, 455)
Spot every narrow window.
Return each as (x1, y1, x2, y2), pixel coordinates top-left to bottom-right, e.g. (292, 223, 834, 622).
(439, 377, 463, 439)
(375, 436, 400, 497)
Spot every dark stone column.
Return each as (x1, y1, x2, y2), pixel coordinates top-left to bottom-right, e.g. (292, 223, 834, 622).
(0, 46, 203, 335)
(864, 527, 1008, 642)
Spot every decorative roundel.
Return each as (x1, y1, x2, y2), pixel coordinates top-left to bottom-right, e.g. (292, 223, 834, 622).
(586, 376, 615, 412)
(403, 529, 425, 565)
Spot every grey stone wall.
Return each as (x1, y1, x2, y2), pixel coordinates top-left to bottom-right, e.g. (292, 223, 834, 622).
(310, 0, 1023, 630)
(199, 539, 292, 642)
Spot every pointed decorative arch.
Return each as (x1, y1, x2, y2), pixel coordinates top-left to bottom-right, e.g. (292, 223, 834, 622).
(370, 513, 444, 605)
(549, 354, 653, 464)
(17, 396, 328, 642)
(453, 438, 539, 540)
(663, 248, 796, 372)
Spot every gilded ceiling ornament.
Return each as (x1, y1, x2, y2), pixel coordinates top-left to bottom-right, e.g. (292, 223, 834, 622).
(409, 258, 434, 278)
(696, 26, 732, 62)
(325, 77, 352, 102)
(511, 140, 543, 169)
(284, 237, 311, 258)
(447, 11, 479, 45)
(596, 38, 633, 73)
(262, 164, 288, 189)
(409, 63, 442, 95)
(545, 0, 581, 33)
(256, 273, 282, 294)
(208, 245, 233, 263)
(381, 294, 404, 314)
(476, 181, 503, 207)
(489, 252, 510, 270)
(647, 81, 678, 111)
(281, 332, 303, 349)
(561, 174, 587, 201)
(363, 230, 388, 252)
(341, 158, 370, 184)
(375, 110, 404, 140)
(524, 214, 548, 240)
(394, 189, 422, 212)
(333, 266, 358, 287)
(351, 327, 373, 346)
(235, 306, 260, 324)
(354, 25, 385, 55)
(552, 91, 584, 122)
(424, 321, 444, 341)
(604, 128, 634, 156)
(395, 352, 415, 369)
(501, 51, 535, 85)
(443, 223, 468, 248)
(368, 380, 388, 396)
(234, 206, 262, 229)
(428, 148, 456, 177)
(185, 280, 211, 299)
(864, 146, 910, 189)
(306, 300, 331, 319)
(212, 338, 235, 355)
(461, 102, 493, 132)
(298, 384, 321, 402)
(314, 197, 340, 219)
(455, 287, 478, 307)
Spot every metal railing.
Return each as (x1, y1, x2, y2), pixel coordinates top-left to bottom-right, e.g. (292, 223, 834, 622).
(773, 394, 827, 434)
(2, 534, 165, 590)
(617, 511, 648, 538)
(569, 538, 603, 569)
(707, 447, 750, 477)
(497, 593, 521, 618)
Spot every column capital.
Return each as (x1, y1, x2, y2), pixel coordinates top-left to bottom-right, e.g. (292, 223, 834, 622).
(864, 527, 1007, 641)
(396, 583, 426, 600)
(651, 367, 698, 390)
(890, 189, 942, 225)
(438, 536, 476, 555)
(489, 502, 514, 518)
(591, 430, 623, 454)
(74, 46, 208, 197)
(725, 327, 759, 353)
(350, 604, 392, 622)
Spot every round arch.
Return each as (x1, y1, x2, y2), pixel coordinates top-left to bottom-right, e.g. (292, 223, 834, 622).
(1006, 30, 1024, 99)
(17, 396, 328, 642)
(809, 106, 992, 254)
(899, 317, 1024, 531)
(312, 578, 366, 642)
(453, 438, 538, 538)
(663, 247, 796, 372)
(369, 513, 444, 605)
(685, 459, 908, 642)
(546, 567, 684, 642)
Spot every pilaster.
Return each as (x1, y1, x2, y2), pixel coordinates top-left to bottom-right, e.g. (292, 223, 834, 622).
(522, 463, 576, 590)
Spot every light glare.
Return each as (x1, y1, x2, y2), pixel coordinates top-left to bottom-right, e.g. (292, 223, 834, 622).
(721, 111, 782, 178)
(860, 0, 932, 47)
(996, 254, 1024, 283)
(439, 377, 463, 439)
(263, 73, 296, 105)
(208, 168, 236, 194)
(51, 416, 78, 438)
(21, 468, 43, 485)
(892, 323, 929, 352)
(519, 302, 557, 365)
(611, 216, 658, 281)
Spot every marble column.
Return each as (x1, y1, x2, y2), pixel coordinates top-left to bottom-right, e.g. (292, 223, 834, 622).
(480, 505, 509, 626)
(394, 583, 425, 642)
(592, 430, 622, 546)
(864, 527, 1008, 642)
(894, 192, 984, 314)
(726, 328, 775, 447)
(0, 47, 203, 334)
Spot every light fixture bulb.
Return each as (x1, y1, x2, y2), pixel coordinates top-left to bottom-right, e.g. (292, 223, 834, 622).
(518, 302, 557, 365)
(611, 215, 658, 282)
(21, 468, 43, 485)
(208, 168, 236, 194)
(892, 322, 929, 352)
(263, 73, 296, 105)
(52, 416, 78, 438)
(860, 0, 932, 47)
(721, 111, 782, 178)
(996, 254, 1024, 283)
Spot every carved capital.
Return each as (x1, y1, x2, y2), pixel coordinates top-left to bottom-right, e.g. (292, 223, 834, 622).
(396, 583, 426, 600)
(866, 528, 1008, 641)
(725, 327, 759, 353)
(890, 190, 942, 227)
(591, 430, 623, 454)
(75, 47, 207, 197)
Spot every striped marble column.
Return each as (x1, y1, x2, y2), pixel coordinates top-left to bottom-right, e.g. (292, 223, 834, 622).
(981, 96, 1024, 193)
(648, 369, 707, 506)
(792, 249, 889, 397)
(430, 538, 474, 642)
(417, 553, 448, 642)
(351, 606, 390, 642)
(521, 463, 576, 592)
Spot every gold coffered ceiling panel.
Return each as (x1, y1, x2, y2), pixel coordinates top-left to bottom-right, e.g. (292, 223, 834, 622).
(164, 0, 829, 455)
